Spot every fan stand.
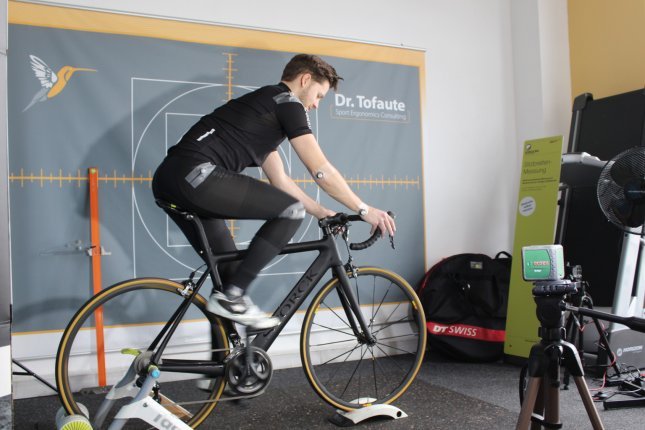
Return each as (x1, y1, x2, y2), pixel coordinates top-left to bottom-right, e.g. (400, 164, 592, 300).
(612, 227, 645, 323)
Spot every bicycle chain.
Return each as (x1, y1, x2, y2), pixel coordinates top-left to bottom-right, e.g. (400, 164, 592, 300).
(162, 389, 267, 406)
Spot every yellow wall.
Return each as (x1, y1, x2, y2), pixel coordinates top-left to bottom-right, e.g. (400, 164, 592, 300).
(568, 0, 645, 99)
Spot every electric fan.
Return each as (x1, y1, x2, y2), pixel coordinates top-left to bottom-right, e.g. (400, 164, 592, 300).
(597, 146, 645, 231)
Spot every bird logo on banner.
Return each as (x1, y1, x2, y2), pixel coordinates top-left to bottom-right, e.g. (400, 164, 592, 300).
(23, 55, 97, 112)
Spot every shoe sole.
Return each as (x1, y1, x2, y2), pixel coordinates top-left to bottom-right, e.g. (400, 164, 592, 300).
(207, 300, 279, 329)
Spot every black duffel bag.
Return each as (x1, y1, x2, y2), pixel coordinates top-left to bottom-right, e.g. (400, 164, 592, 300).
(418, 252, 512, 362)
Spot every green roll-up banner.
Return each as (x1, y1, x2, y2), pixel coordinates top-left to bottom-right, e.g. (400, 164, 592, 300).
(504, 136, 563, 359)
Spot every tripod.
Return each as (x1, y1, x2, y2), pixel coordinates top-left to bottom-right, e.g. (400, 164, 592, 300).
(516, 283, 604, 430)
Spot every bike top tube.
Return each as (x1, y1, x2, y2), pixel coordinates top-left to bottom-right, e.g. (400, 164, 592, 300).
(155, 199, 389, 262)
(196, 212, 386, 266)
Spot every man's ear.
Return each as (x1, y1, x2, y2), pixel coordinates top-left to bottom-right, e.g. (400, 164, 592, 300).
(300, 73, 312, 87)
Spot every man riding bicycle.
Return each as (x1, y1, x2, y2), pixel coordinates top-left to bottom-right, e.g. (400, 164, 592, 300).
(152, 54, 396, 329)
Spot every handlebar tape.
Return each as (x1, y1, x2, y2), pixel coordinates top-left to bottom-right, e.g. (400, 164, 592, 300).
(349, 230, 381, 250)
(320, 211, 395, 251)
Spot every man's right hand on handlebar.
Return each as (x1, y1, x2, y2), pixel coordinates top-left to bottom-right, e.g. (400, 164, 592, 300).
(361, 206, 396, 237)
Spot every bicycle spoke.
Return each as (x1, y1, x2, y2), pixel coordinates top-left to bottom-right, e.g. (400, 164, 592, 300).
(377, 332, 419, 342)
(374, 301, 402, 328)
(321, 300, 351, 327)
(369, 347, 379, 399)
(370, 347, 398, 394)
(322, 343, 362, 388)
(312, 322, 356, 338)
(372, 315, 414, 336)
(375, 341, 416, 356)
(319, 343, 363, 367)
(340, 345, 370, 399)
(371, 276, 377, 326)
(310, 338, 363, 348)
(371, 281, 394, 321)
(374, 344, 409, 374)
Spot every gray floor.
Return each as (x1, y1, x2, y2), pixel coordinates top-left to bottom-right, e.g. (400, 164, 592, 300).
(13, 352, 645, 429)
(1, 396, 11, 429)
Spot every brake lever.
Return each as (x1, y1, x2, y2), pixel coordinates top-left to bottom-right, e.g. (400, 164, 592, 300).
(385, 211, 396, 250)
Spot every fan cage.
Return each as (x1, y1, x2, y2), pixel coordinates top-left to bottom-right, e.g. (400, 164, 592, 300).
(597, 146, 645, 231)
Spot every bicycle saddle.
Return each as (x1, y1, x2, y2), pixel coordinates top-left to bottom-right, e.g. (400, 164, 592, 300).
(155, 199, 195, 219)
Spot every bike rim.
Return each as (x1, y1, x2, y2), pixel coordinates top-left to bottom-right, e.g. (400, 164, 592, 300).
(55, 278, 229, 428)
(301, 268, 426, 410)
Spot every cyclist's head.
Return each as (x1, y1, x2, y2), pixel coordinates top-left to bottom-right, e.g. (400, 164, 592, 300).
(281, 54, 342, 91)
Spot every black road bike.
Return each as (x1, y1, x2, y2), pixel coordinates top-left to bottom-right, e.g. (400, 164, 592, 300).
(55, 200, 427, 428)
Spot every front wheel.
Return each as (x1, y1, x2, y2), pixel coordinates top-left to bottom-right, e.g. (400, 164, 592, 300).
(301, 267, 427, 411)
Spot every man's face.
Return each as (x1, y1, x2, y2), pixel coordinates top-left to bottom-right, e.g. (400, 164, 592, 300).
(298, 75, 330, 111)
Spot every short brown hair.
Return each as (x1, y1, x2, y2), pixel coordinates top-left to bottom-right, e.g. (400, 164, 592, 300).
(281, 54, 342, 91)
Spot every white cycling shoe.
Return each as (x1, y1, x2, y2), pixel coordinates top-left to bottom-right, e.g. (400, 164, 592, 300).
(206, 290, 280, 330)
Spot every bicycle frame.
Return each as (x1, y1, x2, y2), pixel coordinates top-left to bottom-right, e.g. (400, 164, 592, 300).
(151, 222, 374, 378)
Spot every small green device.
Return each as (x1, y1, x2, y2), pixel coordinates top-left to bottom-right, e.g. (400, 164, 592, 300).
(522, 245, 565, 281)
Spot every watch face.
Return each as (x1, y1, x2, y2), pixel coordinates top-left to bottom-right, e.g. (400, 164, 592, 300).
(359, 209, 367, 216)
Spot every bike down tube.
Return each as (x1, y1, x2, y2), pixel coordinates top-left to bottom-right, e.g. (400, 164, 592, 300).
(251, 236, 340, 350)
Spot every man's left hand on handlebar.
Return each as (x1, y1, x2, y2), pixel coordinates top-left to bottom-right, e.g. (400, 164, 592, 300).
(316, 207, 337, 220)
(361, 207, 396, 237)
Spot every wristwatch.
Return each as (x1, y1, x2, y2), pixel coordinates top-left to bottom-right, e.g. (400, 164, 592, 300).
(357, 203, 369, 217)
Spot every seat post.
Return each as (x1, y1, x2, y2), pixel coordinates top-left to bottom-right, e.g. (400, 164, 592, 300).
(184, 213, 224, 290)
(155, 199, 224, 291)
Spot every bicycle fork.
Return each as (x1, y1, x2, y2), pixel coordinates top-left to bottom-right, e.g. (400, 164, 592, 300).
(333, 266, 376, 344)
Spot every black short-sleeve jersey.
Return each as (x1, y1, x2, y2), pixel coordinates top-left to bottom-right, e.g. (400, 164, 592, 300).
(169, 82, 312, 172)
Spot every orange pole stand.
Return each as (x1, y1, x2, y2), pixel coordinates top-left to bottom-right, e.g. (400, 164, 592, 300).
(88, 167, 106, 387)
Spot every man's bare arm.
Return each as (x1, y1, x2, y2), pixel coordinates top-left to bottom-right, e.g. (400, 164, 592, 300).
(261, 151, 335, 219)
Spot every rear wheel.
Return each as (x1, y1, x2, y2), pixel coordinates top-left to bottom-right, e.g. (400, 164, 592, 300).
(301, 267, 426, 411)
(55, 278, 230, 429)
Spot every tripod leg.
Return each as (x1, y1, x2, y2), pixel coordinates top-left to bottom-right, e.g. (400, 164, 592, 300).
(572, 376, 605, 430)
(516, 377, 542, 430)
(531, 381, 546, 430)
(532, 344, 564, 429)
(542, 378, 561, 428)
(561, 341, 605, 430)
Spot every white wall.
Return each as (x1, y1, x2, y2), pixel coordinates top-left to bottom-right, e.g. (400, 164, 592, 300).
(34, 0, 574, 266)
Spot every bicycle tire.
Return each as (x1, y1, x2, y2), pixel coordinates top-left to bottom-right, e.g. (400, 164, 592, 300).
(56, 278, 229, 429)
(301, 267, 427, 410)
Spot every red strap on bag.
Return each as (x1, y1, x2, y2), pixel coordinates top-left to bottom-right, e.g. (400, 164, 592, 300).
(427, 321, 506, 342)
